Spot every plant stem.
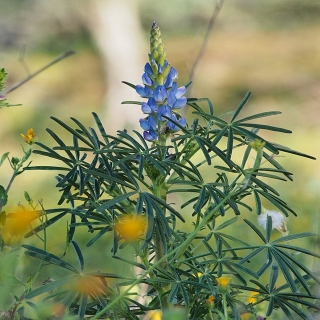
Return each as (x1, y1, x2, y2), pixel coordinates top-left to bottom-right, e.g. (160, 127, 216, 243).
(222, 294, 228, 320)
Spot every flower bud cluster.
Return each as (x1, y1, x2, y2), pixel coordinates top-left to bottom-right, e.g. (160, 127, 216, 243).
(135, 22, 187, 141)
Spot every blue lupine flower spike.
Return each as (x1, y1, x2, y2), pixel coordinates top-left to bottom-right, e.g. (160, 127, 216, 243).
(136, 22, 187, 142)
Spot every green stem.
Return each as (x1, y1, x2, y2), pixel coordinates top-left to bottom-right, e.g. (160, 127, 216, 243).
(222, 294, 228, 320)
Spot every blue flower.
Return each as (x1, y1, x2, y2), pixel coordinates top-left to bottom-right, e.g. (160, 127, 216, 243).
(135, 22, 188, 141)
(153, 85, 167, 102)
(167, 82, 187, 109)
(166, 114, 187, 131)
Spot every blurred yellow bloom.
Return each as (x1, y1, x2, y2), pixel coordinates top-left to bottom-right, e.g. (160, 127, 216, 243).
(21, 128, 37, 145)
(217, 277, 231, 287)
(206, 295, 215, 304)
(71, 274, 104, 295)
(216, 277, 231, 295)
(1, 208, 39, 245)
(115, 214, 146, 241)
(147, 310, 162, 320)
(248, 291, 259, 304)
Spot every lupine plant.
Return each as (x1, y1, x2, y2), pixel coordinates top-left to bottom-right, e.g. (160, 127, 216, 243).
(1, 22, 320, 320)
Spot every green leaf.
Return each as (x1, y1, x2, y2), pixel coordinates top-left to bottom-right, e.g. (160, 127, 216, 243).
(0, 185, 8, 207)
(121, 81, 137, 89)
(71, 240, 84, 272)
(92, 112, 110, 144)
(86, 225, 112, 247)
(0, 152, 9, 167)
(51, 117, 95, 148)
(234, 111, 282, 123)
(25, 274, 76, 299)
(237, 123, 292, 134)
(226, 126, 234, 160)
(22, 245, 79, 273)
(272, 143, 316, 160)
(230, 92, 251, 122)
(96, 191, 137, 212)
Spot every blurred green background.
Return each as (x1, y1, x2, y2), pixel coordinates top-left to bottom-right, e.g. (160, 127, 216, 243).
(0, 0, 319, 313)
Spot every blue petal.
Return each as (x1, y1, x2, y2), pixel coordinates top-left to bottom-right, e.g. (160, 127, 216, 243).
(173, 97, 187, 109)
(157, 105, 172, 121)
(143, 129, 158, 141)
(169, 67, 178, 79)
(177, 117, 187, 127)
(147, 98, 158, 112)
(141, 102, 152, 114)
(139, 118, 150, 130)
(142, 73, 153, 86)
(144, 63, 153, 75)
(166, 115, 187, 131)
(148, 115, 158, 129)
(164, 75, 174, 88)
(176, 86, 186, 98)
(153, 85, 167, 102)
(136, 85, 146, 96)
(167, 91, 176, 107)
(136, 85, 153, 98)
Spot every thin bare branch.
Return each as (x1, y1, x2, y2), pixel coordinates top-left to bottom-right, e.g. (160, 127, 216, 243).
(187, 0, 225, 98)
(3, 50, 76, 95)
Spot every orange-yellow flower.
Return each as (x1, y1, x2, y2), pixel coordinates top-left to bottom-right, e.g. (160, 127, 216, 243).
(71, 274, 104, 296)
(21, 128, 37, 145)
(206, 295, 215, 304)
(216, 277, 231, 295)
(216, 277, 231, 287)
(115, 214, 146, 241)
(147, 310, 162, 320)
(248, 291, 259, 304)
(1, 208, 39, 245)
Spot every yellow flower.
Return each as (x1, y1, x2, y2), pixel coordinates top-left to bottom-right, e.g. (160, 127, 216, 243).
(216, 277, 231, 287)
(216, 277, 231, 295)
(248, 291, 259, 304)
(147, 310, 162, 320)
(249, 139, 265, 150)
(71, 274, 104, 296)
(115, 214, 146, 241)
(21, 128, 37, 145)
(206, 295, 215, 304)
(1, 208, 39, 245)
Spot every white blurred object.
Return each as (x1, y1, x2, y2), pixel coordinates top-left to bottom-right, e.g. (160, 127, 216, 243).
(258, 209, 288, 235)
(87, 0, 146, 134)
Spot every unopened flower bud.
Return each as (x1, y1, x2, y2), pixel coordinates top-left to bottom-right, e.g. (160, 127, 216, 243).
(150, 22, 167, 67)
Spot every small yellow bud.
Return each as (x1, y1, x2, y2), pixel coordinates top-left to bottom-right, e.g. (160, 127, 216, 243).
(21, 128, 37, 145)
(249, 139, 265, 150)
